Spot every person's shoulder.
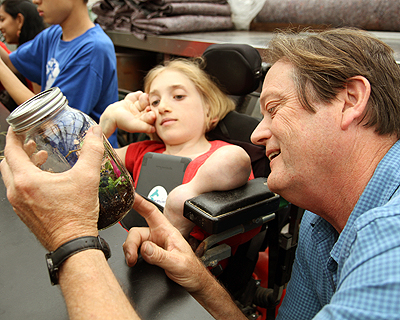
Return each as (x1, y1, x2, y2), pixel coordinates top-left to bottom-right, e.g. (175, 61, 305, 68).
(41, 25, 62, 38)
(128, 140, 165, 153)
(209, 140, 231, 148)
(125, 140, 165, 166)
(20, 25, 60, 44)
(76, 25, 114, 57)
(356, 192, 400, 231)
(351, 196, 400, 257)
(86, 24, 113, 46)
(0, 41, 10, 53)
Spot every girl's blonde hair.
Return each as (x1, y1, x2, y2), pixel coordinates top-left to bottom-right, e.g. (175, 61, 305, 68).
(144, 57, 235, 132)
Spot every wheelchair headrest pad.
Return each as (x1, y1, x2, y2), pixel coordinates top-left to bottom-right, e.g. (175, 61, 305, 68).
(202, 43, 262, 96)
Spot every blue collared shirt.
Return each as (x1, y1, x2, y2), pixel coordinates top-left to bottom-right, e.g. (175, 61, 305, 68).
(277, 140, 400, 320)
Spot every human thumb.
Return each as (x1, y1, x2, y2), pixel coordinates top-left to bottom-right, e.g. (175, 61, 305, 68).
(142, 241, 155, 258)
(74, 125, 105, 174)
(141, 241, 172, 269)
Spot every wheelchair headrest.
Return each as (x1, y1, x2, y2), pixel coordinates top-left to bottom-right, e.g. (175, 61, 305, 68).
(202, 43, 263, 96)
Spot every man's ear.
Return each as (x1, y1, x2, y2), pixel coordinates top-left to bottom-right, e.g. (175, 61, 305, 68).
(341, 76, 371, 130)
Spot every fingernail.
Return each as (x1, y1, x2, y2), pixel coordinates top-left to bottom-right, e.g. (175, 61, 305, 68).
(144, 242, 154, 256)
(92, 125, 102, 138)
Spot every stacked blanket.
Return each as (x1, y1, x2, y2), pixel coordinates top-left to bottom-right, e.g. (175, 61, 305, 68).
(92, 0, 234, 39)
(253, 0, 400, 32)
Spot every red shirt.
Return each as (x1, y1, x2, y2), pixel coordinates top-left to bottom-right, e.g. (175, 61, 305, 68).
(0, 42, 10, 92)
(125, 139, 254, 186)
(125, 139, 260, 258)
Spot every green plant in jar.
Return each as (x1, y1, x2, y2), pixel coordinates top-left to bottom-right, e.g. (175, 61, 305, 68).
(97, 141, 135, 229)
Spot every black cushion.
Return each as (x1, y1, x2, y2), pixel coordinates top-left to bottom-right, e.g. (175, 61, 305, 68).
(183, 177, 280, 234)
(203, 43, 263, 96)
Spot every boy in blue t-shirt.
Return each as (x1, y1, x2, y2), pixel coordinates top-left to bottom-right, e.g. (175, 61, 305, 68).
(0, 0, 118, 147)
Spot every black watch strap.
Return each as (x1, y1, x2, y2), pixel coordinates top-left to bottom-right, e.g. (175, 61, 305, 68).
(46, 235, 111, 285)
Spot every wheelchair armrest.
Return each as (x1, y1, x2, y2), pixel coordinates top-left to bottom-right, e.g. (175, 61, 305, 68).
(183, 177, 280, 234)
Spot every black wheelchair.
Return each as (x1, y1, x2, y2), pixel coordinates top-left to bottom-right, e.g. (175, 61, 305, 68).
(118, 43, 303, 320)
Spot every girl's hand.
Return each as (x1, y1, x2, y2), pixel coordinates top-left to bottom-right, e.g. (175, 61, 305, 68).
(99, 91, 156, 138)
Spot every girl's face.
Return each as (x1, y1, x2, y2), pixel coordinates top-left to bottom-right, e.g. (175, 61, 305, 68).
(0, 6, 22, 45)
(148, 69, 209, 146)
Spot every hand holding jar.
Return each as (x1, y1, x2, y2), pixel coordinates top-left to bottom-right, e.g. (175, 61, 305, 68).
(6, 87, 135, 230)
(0, 125, 105, 251)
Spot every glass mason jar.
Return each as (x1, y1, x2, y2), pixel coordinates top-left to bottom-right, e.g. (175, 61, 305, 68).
(6, 87, 135, 230)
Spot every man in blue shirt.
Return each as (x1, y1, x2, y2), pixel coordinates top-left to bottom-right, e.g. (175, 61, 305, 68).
(1, 28, 400, 319)
(249, 28, 400, 319)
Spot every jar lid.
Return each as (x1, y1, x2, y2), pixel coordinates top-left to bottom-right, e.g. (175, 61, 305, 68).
(6, 87, 68, 133)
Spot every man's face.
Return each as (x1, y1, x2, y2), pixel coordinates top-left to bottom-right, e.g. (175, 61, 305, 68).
(251, 60, 342, 205)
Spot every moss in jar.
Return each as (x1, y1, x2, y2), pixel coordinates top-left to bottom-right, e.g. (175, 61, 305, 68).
(98, 160, 134, 230)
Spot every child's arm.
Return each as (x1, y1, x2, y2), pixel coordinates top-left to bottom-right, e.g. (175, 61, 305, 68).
(164, 145, 252, 238)
(0, 57, 35, 105)
(0, 45, 18, 73)
(99, 91, 156, 139)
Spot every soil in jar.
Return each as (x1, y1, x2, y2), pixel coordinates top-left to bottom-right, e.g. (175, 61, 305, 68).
(97, 165, 135, 230)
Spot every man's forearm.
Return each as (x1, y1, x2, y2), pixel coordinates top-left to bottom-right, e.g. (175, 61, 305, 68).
(60, 249, 140, 320)
(190, 268, 247, 320)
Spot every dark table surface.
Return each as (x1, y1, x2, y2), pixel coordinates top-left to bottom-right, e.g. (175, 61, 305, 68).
(0, 103, 214, 320)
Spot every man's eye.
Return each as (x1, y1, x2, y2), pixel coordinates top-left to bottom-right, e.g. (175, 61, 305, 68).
(267, 106, 276, 114)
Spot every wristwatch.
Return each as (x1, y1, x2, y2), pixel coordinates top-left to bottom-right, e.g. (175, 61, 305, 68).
(46, 235, 111, 285)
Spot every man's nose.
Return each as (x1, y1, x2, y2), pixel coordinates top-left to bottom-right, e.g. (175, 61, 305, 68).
(251, 119, 272, 146)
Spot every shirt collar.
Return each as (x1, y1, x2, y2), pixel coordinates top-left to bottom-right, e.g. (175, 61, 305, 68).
(331, 140, 400, 263)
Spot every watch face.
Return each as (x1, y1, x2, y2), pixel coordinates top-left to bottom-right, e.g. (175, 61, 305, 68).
(46, 256, 54, 269)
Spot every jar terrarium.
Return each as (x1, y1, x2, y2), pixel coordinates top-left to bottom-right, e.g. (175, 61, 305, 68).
(6, 87, 135, 230)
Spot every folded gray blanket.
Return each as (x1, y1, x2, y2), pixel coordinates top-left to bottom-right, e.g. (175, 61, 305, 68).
(92, 0, 148, 30)
(254, 0, 400, 31)
(132, 15, 233, 38)
(93, 0, 234, 38)
(132, 0, 228, 4)
(146, 2, 231, 18)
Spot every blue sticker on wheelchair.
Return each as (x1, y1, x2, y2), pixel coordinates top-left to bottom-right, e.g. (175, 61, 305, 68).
(148, 186, 168, 207)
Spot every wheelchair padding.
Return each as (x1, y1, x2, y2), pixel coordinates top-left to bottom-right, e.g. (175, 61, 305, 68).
(202, 43, 263, 96)
(183, 177, 280, 234)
